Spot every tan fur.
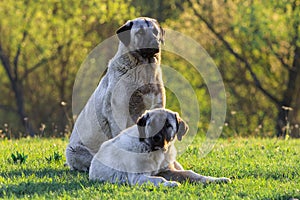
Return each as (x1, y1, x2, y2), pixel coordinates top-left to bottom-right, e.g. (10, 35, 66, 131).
(66, 17, 165, 171)
(89, 109, 231, 186)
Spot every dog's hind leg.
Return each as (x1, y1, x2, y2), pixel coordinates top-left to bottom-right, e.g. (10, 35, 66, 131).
(158, 170, 231, 184)
(173, 161, 184, 170)
(65, 143, 93, 172)
(130, 174, 180, 187)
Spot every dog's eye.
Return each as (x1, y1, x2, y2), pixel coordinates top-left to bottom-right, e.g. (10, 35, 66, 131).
(153, 28, 158, 36)
(152, 134, 163, 143)
(165, 121, 172, 129)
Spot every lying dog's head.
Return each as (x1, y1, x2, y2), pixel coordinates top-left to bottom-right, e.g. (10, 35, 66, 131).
(116, 17, 165, 58)
(137, 109, 188, 152)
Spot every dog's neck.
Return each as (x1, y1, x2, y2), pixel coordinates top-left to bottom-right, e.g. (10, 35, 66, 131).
(115, 43, 161, 67)
(129, 51, 161, 65)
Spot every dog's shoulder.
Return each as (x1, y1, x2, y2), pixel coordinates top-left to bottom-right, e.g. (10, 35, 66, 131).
(108, 51, 136, 74)
(117, 125, 152, 153)
(99, 125, 140, 151)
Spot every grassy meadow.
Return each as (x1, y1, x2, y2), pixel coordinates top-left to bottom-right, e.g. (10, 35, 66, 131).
(0, 137, 299, 199)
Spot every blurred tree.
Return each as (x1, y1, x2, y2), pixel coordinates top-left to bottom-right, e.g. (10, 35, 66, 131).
(1, 0, 298, 138)
(0, 0, 136, 137)
(176, 0, 300, 137)
(131, 0, 185, 22)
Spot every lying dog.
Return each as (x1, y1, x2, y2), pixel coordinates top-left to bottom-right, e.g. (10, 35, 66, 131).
(66, 17, 166, 171)
(89, 109, 231, 186)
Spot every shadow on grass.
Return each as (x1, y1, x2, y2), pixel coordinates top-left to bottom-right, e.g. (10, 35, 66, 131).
(0, 168, 99, 198)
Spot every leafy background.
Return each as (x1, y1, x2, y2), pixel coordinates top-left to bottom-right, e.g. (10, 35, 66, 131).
(0, 0, 299, 138)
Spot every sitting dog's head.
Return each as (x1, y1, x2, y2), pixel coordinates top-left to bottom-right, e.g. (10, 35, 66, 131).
(116, 17, 165, 58)
(137, 109, 188, 152)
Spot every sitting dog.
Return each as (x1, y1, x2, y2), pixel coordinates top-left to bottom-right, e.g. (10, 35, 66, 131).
(66, 17, 166, 172)
(89, 109, 231, 186)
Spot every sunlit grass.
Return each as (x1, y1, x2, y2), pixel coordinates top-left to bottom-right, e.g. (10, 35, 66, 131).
(0, 137, 299, 199)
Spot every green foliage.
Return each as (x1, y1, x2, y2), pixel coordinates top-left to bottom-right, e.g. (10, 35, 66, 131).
(10, 151, 28, 164)
(166, 0, 300, 136)
(0, 0, 138, 135)
(0, 0, 299, 137)
(45, 151, 62, 163)
(0, 138, 300, 199)
(131, 0, 185, 22)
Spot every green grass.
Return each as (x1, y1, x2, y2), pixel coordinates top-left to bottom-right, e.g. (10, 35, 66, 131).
(0, 137, 299, 199)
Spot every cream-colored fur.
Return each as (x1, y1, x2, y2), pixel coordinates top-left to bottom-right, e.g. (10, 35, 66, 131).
(66, 17, 165, 171)
(89, 109, 231, 186)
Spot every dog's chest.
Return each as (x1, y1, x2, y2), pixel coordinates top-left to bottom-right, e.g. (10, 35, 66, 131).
(115, 133, 170, 172)
(108, 64, 162, 122)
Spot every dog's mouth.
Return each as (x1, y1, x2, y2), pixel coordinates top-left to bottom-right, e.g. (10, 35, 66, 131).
(149, 133, 170, 152)
(154, 146, 168, 152)
(138, 48, 160, 58)
(150, 144, 167, 152)
(142, 137, 168, 153)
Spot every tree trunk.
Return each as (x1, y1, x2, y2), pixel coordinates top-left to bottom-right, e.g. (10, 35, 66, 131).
(276, 45, 300, 137)
(12, 80, 35, 137)
(0, 45, 35, 137)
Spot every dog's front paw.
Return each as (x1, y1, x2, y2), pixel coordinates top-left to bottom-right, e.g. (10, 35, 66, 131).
(215, 177, 231, 183)
(163, 181, 180, 187)
(201, 176, 232, 184)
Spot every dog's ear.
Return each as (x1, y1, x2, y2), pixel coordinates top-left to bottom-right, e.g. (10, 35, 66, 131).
(116, 21, 133, 46)
(137, 113, 149, 127)
(137, 113, 149, 141)
(175, 113, 189, 141)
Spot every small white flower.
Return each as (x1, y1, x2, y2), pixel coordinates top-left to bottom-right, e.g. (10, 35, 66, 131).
(282, 106, 293, 111)
(61, 101, 67, 106)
